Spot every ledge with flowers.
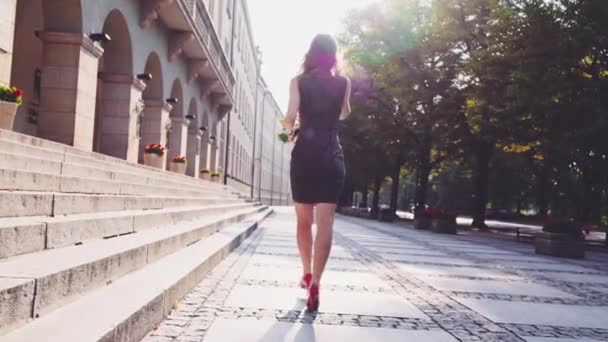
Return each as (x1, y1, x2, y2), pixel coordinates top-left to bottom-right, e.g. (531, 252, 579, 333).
(143, 143, 166, 169)
(0, 85, 24, 130)
(199, 168, 222, 183)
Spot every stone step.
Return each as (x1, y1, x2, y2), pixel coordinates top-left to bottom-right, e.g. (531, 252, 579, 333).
(0, 202, 258, 258)
(0, 138, 227, 193)
(0, 205, 268, 335)
(0, 208, 272, 342)
(0, 167, 235, 198)
(0, 191, 243, 218)
(0, 146, 227, 195)
(0, 129, 224, 187)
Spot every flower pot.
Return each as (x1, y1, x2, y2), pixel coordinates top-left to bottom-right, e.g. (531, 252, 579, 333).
(414, 217, 431, 230)
(535, 231, 585, 259)
(200, 173, 210, 181)
(431, 217, 458, 235)
(169, 162, 187, 174)
(211, 176, 220, 183)
(143, 153, 164, 169)
(378, 208, 396, 222)
(0, 100, 18, 130)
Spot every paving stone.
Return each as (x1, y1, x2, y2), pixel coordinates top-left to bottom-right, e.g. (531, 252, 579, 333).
(523, 338, 605, 342)
(397, 264, 519, 279)
(203, 318, 457, 342)
(239, 266, 389, 288)
(384, 254, 476, 266)
(224, 285, 430, 319)
(497, 261, 595, 272)
(420, 277, 579, 298)
(527, 272, 608, 284)
(456, 298, 608, 329)
(144, 208, 608, 342)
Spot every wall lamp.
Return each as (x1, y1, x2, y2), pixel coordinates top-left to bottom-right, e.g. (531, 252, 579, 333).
(136, 73, 152, 81)
(185, 114, 196, 120)
(209, 136, 217, 142)
(199, 126, 208, 132)
(165, 98, 179, 105)
(89, 33, 111, 43)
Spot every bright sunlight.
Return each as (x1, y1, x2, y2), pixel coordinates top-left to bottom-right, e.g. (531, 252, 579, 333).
(248, 0, 378, 110)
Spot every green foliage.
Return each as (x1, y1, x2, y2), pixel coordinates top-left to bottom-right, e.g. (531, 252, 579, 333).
(0, 85, 23, 105)
(340, 0, 608, 225)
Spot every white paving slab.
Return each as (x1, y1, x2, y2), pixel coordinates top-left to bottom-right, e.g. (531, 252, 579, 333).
(379, 251, 449, 258)
(498, 261, 594, 272)
(527, 271, 608, 284)
(240, 266, 390, 288)
(255, 246, 354, 259)
(364, 245, 433, 253)
(203, 319, 457, 342)
(456, 298, 608, 329)
(460, 250, 523, 256)
(248, 255, 367, 271)
(398, 264, 520, 279)
(384, 254, 475, 266)
(224, 285, 429, 319)
(420, 277, 578, 298)
(478, 255, 564, 263)
(524, 338, 605, 342)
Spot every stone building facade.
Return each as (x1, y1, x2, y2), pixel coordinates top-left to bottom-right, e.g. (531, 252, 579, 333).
(0, 0, 290, 204)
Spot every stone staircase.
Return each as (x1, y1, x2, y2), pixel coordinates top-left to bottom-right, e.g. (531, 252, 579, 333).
(0, 128, 272, 341)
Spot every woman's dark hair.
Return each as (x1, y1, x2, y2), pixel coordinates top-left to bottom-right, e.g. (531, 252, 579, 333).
(302, 34, 338, 75)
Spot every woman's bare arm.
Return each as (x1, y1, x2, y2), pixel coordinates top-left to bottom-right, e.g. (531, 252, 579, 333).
(339, 76, 352, 120)
(283, 77, 300, 132)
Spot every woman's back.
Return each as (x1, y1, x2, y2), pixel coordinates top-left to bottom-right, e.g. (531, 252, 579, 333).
(298, 72, 348, 131)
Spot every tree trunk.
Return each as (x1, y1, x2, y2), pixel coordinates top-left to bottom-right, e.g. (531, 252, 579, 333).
(414, 137, 432, 219)
(472, 143, 492, 228)
(361, 184, 369, 208)
(371, 176, 382, 218)
(390, 154, 403, 212)
(535, 161, 550, 217)
(414, 165, 431, 218)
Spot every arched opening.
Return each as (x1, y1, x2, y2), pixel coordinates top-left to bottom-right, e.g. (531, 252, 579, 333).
(93, 9, 134, 158)
(166, 79, 184, 169)
(186, 99, 200, 177)
(139, 52, 168, 167)
(9, 0, 88, 145)
(142, 53, 163, 101)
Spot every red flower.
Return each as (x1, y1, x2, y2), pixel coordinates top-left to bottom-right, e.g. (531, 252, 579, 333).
(13, 88, 23, 98)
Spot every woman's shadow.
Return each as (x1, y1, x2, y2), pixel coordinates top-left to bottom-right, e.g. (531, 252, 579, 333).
(256, 298, 319, 342)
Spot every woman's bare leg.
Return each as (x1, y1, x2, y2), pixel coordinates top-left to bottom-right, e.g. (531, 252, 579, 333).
(312, 203, 337, 285)
(294, 202, 314, 275)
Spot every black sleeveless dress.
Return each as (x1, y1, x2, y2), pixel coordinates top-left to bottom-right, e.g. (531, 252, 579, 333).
(290, 73, 347, 204)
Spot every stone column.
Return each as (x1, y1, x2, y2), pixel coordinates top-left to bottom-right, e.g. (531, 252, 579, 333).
(199, 129, 210, 171)
(97, 73, 146, 161)
(139, 99, 171, 169)
(0, 0, 17, 86)
(38, 32, 103, 149)
(186, 126, 202, 177)
(209, 140, 219, 172)
(167, 117, 190, 161)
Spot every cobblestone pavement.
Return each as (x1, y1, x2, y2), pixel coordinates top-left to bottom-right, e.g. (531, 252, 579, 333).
(143, 207, 608, 342)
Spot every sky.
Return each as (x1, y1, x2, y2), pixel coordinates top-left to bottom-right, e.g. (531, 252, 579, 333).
(248, 0, 378, 111)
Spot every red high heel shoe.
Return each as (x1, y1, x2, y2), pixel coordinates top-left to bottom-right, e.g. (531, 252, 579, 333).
(300, 273, 312, 289)
(307, 283, 320, 312)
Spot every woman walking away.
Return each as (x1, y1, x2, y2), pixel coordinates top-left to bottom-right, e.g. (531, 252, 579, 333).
(282, 33, 352, 312)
